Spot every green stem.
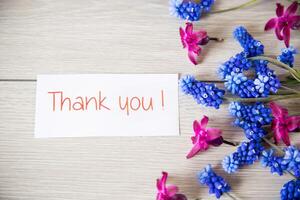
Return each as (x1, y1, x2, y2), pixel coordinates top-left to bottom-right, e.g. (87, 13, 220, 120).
(262, 137, 284, 156)
(223, 139, 239, 147)
(287, 0, 300, 4)
(249, 56, 293, 71)
(224, 93, 300, 103)
(225, 192, 240, 200)
(276, 89, 296, 95)
(249, 56, 300, 82)
(211, 0, 258, 14)
(209, 37, 224, 42)
(281, 85, 300, 94)
(198, 192, 239, 200)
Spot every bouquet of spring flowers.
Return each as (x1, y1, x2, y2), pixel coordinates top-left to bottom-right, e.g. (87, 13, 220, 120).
(156, 1, 300, 200)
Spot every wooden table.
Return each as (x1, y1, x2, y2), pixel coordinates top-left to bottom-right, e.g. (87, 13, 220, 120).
(0, 0, 299, 199)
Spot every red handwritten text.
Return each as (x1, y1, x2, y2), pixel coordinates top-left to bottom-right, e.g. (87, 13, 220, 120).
(48, 91, 111, 111)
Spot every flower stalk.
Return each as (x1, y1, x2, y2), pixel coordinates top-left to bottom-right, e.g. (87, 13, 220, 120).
(224, 93, 300, 103)
(211, 0, 258, 14)
(223, 139, 239, 147)
(196, 192, 240, 200)
(208, 37, 224, 42)
(280, 85, 300, 94)
(225, 192, 241, 200)
(249, 56, 300, 82)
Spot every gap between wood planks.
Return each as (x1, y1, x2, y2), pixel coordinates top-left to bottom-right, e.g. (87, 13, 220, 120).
(0, 79, 226, 83)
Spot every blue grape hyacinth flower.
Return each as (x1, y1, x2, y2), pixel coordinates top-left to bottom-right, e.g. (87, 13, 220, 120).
(224, 72, 259, 98)
(169, 0, 215, 21)
(233, 26, 264, 57)
(219, 26, 280, 98)
(254, 60, 281, 94)
(223, 140, 264, 173)
(229, 102, 272, 126)
(218, 52, 251, 80)
(169, 0, 202, 21)
(277, 46, 298, 68)
(222, 153, 240, 174)
(280, 179, 300, 200)
(197, 164, 231, 199)
(220, 54, 280, 98)
(229, 102, 271, 141)
(241, 122, 268, 141)
(281, 146, 300, 178)
(199, 0, 215, 12)
(180, 75, 225, 109)
(261, 149, 284, 176)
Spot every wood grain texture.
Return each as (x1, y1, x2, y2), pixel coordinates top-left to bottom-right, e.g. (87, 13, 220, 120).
(0, 0, 299, 199)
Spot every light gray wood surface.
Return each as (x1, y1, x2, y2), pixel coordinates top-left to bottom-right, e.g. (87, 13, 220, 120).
(0, 0, 299, 199)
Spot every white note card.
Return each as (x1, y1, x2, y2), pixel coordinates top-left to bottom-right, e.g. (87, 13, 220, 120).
(35, 74, 179, 138)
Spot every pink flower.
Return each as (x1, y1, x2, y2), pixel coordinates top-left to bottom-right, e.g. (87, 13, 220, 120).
(270, 102, 300, 146)
(186, 115, 223, 159)
(179, 22, 208, 65)
(156, 172, 179, 200)
(265, 1, 300, 47)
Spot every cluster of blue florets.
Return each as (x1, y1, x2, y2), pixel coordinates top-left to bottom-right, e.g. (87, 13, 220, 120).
(261, 149, 284, 176)
(222, 140, 264, 173)
(261, 146, 300, 178)
(197, 164, 231, 199)
(169, 0, 214, 21)
(229, 102, 272, 126)
(229, 102, 271, 141)
(277, 46, 298, 68)
(280, 179, 300, 200)
(179, 75, 225, 109)
(281, 146, 300, 178)
(220, 26, 280, 98)
(199, 0, 215, 13)
(177, 24, 298, 198)
(240, 122, 268, 141)
(233, 26, 264, 57)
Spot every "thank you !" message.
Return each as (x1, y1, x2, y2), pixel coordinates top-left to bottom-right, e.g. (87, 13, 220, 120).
(35, 74, 179, 138)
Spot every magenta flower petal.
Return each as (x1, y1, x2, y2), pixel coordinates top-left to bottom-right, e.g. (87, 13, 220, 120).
(276, 3, 284, 17)
(275, 27, 284, 40)
(207, 136, 224, 147)
(185, 22, 193, 35)
(283, 26, 291, 49)
(156, 172, 179, 200)
(265, 1, 299, 47)
(200, 115, 209, 128)
(290, 15, 300, 29)
(157, 172, 167, 190)
(195, 29, 207, 43)
(270, 102, 288, 117)
(186, 116, 223, 159)
(265, 18, 277, 30)
(193, 120, 201, 133)
(286, 1, 298, 16)
(179, 27, 186, 48)
(166, 185, 179, 197)
(270, 102, 300, 146)
(186, 145, 202, 159)
(280, 127, 291, 146)
(287, 116, 300, 131)
(188, 51, 198, 65)
(272, 121, 281, 144)
(179, 23, 208, 65)
(206, 128, 222, 141)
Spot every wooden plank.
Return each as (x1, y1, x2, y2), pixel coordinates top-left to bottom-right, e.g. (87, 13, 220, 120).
(1, 82, 300, 199)
(0, 0, 298, 80)
(0, 0, 300, 199)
